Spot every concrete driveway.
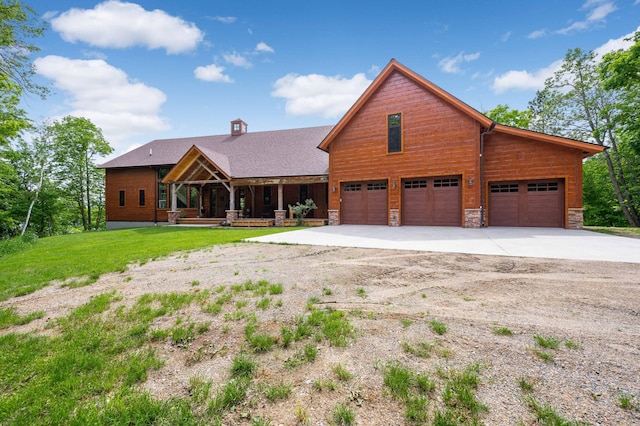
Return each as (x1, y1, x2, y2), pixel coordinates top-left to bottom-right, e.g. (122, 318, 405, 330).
(247, 226, 640, 264)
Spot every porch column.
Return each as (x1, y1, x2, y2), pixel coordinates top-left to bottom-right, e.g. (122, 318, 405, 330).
(168, 182, 179, 224)
(275, 183, 285, 226)
(229, 183, 235, 211)
(277, 184, 284, 210)
(170, 183, 177, 211)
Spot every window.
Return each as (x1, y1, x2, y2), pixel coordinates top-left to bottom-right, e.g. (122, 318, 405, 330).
(299, 184, 308, 202)
(139, 189, 145, 207)
(490, 183, 518, 193)
(119, 190, 125, 207)
(404, 180, 427, 189)
(388, 113, 402, 153)
(528, 182, 558, 192)
(263, 186, 272, 205)
(233, 123, 240, 131)
(367, 182, 387, 191)
(158, 168, 168, 209)
(343, 183, 362, 192)
(433, 178, 459, 188)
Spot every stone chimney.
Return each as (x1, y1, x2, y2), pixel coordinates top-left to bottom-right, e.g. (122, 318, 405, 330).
(231, 118, 247, 136)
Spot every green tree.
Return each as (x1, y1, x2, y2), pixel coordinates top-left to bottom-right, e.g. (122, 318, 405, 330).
(530, 48, 639, 226)
(49, 116, 113, 231)
(0, 0, 48, 98)
(483, 104, 531, 128)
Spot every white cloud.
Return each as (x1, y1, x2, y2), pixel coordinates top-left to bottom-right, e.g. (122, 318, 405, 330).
(593, 26, 640, 58)
(194, 64, 233, 83)
(501, 31, 512, 42)
(210, 16, 237, 24)
(255, 42, 274, 53)
(438, 51, 480, 74)
(492, 27, 639, 93)
(527, 29, 547, 40)
(50, 0, 204, 54)
(492, 60, 563, 93)
(223, 52, 252, 68)
(34, 55, 169, 151)
(556, 0, 617, 35)
(272, 73, 372, 119)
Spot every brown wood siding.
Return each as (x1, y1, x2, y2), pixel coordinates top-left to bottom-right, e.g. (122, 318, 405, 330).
(327, 71, 479, 222)
(484, 133, 582, 228)
(105, 168, 158, 222)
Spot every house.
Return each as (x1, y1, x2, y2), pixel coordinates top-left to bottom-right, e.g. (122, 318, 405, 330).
(101, 59, 604, 229)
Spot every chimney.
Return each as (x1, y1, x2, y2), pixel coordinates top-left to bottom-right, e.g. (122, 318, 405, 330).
(231, 118, 247, 136)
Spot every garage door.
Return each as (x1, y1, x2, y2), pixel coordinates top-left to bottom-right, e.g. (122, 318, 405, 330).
(402, 176, 461, 226)
(340, 181, 388, 225)
(489, 180, 564, 227)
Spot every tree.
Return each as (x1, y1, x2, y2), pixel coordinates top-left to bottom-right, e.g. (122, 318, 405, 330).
(530, 48, 640, 226)
(11, 125, 54, 235)
(600, 31, 640, 155)
(49, 116, 113, 231)
(483, 104, 532, 128)
(0, 0, 48, 98)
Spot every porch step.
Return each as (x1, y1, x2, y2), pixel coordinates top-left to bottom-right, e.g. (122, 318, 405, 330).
(177, 218, 226, 226)
(231, 219, 275, 227)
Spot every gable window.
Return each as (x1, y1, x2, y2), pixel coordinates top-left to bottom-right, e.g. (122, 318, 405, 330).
(139, 189, 145, 207)
(388, 113, 402, 153)
(119, 190, 125, 207)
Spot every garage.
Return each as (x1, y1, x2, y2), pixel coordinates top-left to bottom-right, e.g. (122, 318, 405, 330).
(402, 176, 461, 226)
(340, 181, 388, 224)
(489, 180, 564, 227)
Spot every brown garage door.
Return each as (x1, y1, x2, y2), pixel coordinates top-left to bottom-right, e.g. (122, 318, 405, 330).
(340, 181, 388, 225)
(489, 180, 564, 227)
(402, 176, 461, 226)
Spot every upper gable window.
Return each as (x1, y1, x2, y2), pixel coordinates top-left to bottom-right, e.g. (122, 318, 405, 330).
(388, 113, 402, 153)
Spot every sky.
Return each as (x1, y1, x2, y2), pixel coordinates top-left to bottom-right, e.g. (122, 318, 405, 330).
(21, 0, 640, 159)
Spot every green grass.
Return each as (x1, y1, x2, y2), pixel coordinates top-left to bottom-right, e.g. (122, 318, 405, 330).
(332, 363, 353, 381)
(0, 227, 288, 301)
(429, 319, 448, 335)
(0, 306, 45, 329)
(493, 326, 513, 336)
(585, 226, 640, 239)
(526, 397, 589, 425)
(332, 403, 356, 425)
(534, 334, 561, 349)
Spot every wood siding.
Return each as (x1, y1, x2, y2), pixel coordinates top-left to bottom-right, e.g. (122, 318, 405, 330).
(484, 133, 583, 228)
(105, 168, 159, 222)
(327, 70, 479, 224)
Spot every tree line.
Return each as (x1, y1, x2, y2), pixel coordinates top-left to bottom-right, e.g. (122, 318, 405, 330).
(0, 1, 112, 239)
(484, 32, 640, 227)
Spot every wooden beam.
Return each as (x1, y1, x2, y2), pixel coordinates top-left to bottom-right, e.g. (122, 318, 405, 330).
(173, 179, 230, 185)
(232, 175, 328, 186)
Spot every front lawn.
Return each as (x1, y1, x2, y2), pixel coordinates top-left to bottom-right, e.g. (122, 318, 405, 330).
(0, 227, 288, 301)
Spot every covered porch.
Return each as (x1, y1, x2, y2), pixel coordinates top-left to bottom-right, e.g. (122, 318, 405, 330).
(161, 145, 329, 226)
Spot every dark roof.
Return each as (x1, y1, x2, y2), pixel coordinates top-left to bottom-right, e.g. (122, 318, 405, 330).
(100, 125, 334, 178)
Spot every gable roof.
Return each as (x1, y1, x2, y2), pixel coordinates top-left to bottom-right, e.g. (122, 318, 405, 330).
(318, 59, 604, 156)
(101, 125, 333, 178)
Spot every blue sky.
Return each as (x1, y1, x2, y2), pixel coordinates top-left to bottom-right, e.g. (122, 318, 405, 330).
(23, 0, 640, 158)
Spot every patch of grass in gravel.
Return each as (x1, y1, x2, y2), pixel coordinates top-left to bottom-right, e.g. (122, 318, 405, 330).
(429, 319, 448, 335)
(534, 334, 561, 349)
(0, 306, 45, 329)
(618, 391, 639, 411)
(526, 396, 589, 425)
(493, 326, 513, 336)
(332, 403, 356, 425)
(402, 340, 453, 359)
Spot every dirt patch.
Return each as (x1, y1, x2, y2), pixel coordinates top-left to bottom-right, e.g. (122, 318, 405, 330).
(3, 243, 640, 425)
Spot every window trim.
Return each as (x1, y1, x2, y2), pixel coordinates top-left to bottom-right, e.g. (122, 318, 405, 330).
(387, 112, 403, 154)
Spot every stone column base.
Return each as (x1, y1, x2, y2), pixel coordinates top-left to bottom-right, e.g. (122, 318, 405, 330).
(464, 208, 482, 228)
(168, 211, 180, 225)
(225, 210, 239, 222)
(274, 210, 286, 227)
(567, 208, 583, 229)
(328, 210, 339, 225)
(389, 209, 399, 226)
